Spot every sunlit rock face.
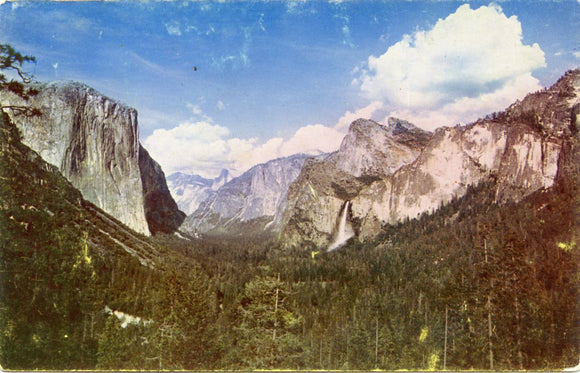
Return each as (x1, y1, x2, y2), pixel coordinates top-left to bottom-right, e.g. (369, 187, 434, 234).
(281, 69, 580, 249)
(351, 121, 562, 237)
(280, 158, 367, 249)
(281, 118, 431, 248)
(1, 82, 184, 235)
(181, 154, 310, 236)
(330, 117, 430, 177)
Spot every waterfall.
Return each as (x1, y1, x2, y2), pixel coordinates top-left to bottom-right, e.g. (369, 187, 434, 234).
(328, 200, 354, 251)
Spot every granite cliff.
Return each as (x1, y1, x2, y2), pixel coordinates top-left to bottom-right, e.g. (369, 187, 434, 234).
(0, 82, 184, 235)
(182, 154, 309, 236)
(280, 69, 580, 249)
(280, 117, 431, 248)
(138, 145, 186, 234)
(167, 169, 230, 215)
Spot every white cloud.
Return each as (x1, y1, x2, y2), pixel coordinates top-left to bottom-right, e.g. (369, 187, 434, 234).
(387, 73, 541, 129)
(358, 4, 546, 129)
(186, 102, 213, 121)
(281, 124, 345, 156)
(226, 123, 345, 173)
(143, 121, 246, 178)
(285, 1, 313, 15)
(143, 119, 345, 178)
(336, 14, 355, 48)
(335, 101, 385, 130)
(127, 51, 171, 77)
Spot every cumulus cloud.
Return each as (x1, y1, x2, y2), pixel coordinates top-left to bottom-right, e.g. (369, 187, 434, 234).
(388, 72, 542, 127)
(143, 121, 246, 178)
(143, 119, 345, 178)
(358, 4, 546, 130)
(335, 101, 385, 130)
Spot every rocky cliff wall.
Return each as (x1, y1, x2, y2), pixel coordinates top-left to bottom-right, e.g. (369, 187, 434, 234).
(351, 121, 563, 239)
(280, 70, 580, 249)
(0, 82, 183, 235)
(182, 154, 309, 235)
(138, 145, 186, 234)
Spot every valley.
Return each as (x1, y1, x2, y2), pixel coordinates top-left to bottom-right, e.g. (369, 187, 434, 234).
(0, 40, 578, 370)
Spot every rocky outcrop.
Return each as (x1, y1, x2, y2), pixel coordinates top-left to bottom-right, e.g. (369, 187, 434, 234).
(0, 81, 183, 235)
(280, 157, 372, 248)
(182, 154, 310, 236)
(138, 145, 186, 234)
(167, 169, 230, 215)
(330, 117, 430, 177)
(280, 70, 580, 249)
(351, 120, 562, 239)
(281, 118, 431, 247)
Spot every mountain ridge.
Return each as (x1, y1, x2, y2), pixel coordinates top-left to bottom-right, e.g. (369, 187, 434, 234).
(182, 153, 311, 236)
(280, 69, 580, 249)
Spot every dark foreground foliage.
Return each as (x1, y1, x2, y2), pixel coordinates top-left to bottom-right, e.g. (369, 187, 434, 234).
(1, 104, 578, 370)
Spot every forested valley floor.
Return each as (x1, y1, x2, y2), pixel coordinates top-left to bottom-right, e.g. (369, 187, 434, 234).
(1, 109, 579, 370)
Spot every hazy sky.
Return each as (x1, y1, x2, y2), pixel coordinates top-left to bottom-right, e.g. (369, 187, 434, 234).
(1, 0, 578, 177)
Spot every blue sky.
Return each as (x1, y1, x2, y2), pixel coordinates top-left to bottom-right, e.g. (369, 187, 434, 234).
(1, 0, 578, 177)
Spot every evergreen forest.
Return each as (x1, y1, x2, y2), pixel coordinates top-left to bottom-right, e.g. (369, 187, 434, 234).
(0, 106, 578, 371)
(0, 43, 578, 371)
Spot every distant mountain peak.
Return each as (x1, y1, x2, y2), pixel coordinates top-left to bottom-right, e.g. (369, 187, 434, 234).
(181, 153, 311, 236)
(166, 169, 232, 215)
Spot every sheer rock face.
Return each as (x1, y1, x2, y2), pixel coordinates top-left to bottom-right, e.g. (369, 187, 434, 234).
(281, 118, 432, 248)
(351, 121, 562, 239)
(138, 145, 186, 235)
(1, 82, 183, 235)
(182, 154, 310, 236)
(281, 70, 580, 249)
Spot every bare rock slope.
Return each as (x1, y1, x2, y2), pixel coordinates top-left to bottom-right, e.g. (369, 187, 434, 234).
(182, 154, 310, 236)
